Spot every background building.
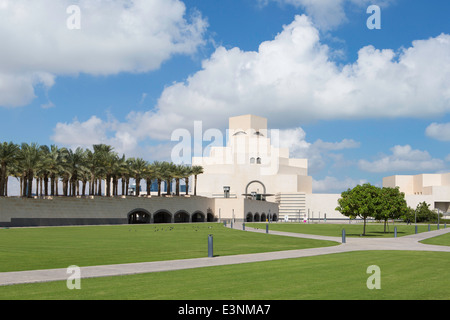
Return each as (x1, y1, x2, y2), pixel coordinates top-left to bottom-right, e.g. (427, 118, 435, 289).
(383, 173, 450, 214)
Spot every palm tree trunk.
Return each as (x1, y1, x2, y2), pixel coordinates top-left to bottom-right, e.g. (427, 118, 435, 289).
(0, 163, 6, 196)
(194, 175, 198, 196)
(27, 171, 33, 198)
(185, 177, 189, 195)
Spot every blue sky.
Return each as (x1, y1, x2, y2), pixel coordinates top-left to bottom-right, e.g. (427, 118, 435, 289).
(1, 0, 450, 193)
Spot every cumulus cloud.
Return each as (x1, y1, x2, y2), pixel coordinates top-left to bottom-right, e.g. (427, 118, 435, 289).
(258, 0, 395, 30)
(51, 14, 450, 164)
(425, 122, 450, 141)
(122, 15, 450, 140)
(0, 0, 207, 107)
(358, 145, 445, 173)
(279, 127, 360, 173)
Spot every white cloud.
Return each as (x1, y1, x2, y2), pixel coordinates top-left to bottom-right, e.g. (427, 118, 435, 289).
(128, 15, 450, 140)
(259, 0, 394, 30)
(0, 0, 207, 107)
(312, 176, 368, 193)
(358, 145, 445, 173)
(279, 127, 360, 173)
(425, 122, 450, 142)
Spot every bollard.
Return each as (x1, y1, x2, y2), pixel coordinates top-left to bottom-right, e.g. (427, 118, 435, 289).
(208, 234, 213, 258)
(243, 223, 245, 231)
(224, 221, 227, 227)
(266, 224, 269, 234)
(415, 225, 418, 234)
(394, 226, 397, 238)
(231, 220, 233, 229)
(437, 223, 440, 230)
(342, 229, 346, 243)
(428, 224, 430, 232)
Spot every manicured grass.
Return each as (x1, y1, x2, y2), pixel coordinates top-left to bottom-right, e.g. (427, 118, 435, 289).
(248, 222, 445, 238)
(1, 251, 448, 300)
(421, 232, 450, 246)
(0, 223, 338, 272)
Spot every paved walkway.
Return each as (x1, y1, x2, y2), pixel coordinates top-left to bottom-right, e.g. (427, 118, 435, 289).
(1, 224, 449, 286)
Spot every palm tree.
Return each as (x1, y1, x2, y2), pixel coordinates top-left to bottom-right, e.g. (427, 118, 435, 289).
(144, 162, 155, 196)
(18, 143, 41, 198)
(65, 147, 88, 197)
(191, 165, 204, 196)
(129, 157, 148, 197)
(92, 144, 114, 196)
(173, 164, 187, 196)
(0, 142, 19, 197)
(46, 145, 68, 196)
(182, 165, 193, 196)
(152, 161, 164, 197)
(160, 161, 176, 196)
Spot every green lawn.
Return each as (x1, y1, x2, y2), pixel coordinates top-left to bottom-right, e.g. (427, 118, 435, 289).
(421, 232, 450, 246)
(0, 223, 338, 272)
(248, 222, 446, 238)
(1, 251, 448, 300)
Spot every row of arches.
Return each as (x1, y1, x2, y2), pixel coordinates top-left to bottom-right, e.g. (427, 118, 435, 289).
(128, 209, 215, 224)
(245, 212, 277, 222)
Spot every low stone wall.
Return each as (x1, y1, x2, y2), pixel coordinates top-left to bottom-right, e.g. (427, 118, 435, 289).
(0, 196, 216, 227)
(0, 196, 280, 227)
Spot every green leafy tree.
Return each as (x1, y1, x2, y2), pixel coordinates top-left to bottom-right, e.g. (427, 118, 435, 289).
(375, 187, 408, 233)
(336, 183, 381, 236)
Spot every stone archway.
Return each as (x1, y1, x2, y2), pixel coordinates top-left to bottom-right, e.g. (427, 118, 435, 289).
(174, 211, 190, 223)
(192, 211, 205, 222)
(245, 180, 266, 195)
(246, 212, 253, 222)
(128, 209, 151, 224)
(154, 210, 172, 224)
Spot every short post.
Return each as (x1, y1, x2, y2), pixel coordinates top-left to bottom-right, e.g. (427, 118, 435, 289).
(224, 221, 227, 227)
(243, 223, 245, 231)
(342, 229, 346, 243)
(231, 220, 233, 229)
(415, 225, 418, 234)
(394, 226, 397, 238)
(208, 234, 213, 258)
(266, 223, 269, 234)
(428, 224, 431, 232)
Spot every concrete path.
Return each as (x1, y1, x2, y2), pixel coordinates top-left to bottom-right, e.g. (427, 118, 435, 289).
(1, 224, 449, 286)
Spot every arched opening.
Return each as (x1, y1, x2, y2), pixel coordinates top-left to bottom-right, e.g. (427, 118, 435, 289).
(207, 212, 215, 222)
(261, 213, 266, 222)
(271, 213, 278, 222)
(174, 211, 190, 223)
(256, 157, 261, 164)
(245, 180, 266, 196)
(246, 212, 253, 222)
(128, 209, 151, 224)
(250, 157, 255, 164)
(154, 210, 172, 224)
(254, 212, 260, 222)
(192, 211, 205, 223)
